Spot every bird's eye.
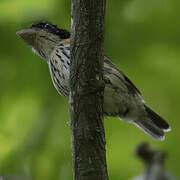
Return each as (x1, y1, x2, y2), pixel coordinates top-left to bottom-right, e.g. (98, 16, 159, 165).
(45, 24, 50, 28)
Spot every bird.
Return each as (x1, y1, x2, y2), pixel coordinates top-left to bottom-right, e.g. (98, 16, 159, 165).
(130, 143, 177, 180)
(16, 22, 171, 141)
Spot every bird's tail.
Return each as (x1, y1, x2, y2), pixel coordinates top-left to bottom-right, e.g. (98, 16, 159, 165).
(133, 105, 171, 141)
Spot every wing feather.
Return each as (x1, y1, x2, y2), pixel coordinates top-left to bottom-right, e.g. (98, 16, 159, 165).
(104, 56, 142, 96)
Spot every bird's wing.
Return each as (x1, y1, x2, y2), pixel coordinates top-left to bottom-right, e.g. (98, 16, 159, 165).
(104, 56, 143, 98)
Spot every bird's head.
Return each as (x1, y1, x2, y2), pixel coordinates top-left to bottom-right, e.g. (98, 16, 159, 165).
(16, 22, 70, 61)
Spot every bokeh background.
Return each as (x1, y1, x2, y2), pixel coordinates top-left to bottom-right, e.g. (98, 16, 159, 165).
(0, 0, 179, 179)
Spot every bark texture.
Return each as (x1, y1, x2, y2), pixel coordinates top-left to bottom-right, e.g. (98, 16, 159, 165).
(69, 0, 108, 180)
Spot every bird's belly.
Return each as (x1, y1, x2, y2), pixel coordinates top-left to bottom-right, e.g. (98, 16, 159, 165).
(104, 86, 127, 117)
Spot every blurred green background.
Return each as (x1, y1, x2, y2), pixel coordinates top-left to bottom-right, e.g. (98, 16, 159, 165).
(0, 0, 179, 179)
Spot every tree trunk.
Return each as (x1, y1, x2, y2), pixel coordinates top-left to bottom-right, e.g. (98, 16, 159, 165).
(69, 0, 108, 180)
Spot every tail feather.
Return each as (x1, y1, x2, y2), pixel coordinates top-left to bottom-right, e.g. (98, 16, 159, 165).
(144, 105, 171, 132)
(133, 106, 170, 141)
(134, 120, 165, 141)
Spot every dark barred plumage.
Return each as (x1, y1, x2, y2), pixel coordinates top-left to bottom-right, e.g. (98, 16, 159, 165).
(17, 22, 171, 141)
(49, 42, 70, 97)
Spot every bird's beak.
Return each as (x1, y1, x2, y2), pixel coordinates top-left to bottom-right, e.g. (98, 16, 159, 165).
(16, 29, 36, 46)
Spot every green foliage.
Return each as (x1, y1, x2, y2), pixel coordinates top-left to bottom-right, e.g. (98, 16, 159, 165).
(0, 0, 179, 179)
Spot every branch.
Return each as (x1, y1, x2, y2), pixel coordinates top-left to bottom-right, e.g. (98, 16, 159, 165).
(69, 0, 108, 180)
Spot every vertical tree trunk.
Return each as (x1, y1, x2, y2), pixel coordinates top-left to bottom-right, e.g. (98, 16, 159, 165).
(69, 0, 108, 180)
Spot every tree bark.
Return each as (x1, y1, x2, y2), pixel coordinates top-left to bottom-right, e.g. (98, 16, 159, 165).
(69, 0, 108, 180)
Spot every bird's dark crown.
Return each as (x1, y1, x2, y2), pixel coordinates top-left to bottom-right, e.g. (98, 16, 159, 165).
(30, 22, 70, 39)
